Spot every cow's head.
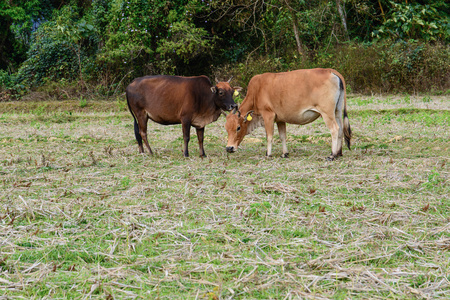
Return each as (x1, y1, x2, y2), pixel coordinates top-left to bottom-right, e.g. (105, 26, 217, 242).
(225, 109, 254, 153)
(210, 78, 241, 111)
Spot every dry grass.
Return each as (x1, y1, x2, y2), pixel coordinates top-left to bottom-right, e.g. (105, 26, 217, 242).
(0, 94, 449, 299)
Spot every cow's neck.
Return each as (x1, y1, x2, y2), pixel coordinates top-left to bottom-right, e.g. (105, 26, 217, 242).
(240, 97, 263, 135)
(239, 97, 254, 115)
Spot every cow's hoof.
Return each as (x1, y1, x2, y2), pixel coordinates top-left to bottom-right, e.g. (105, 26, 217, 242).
(199, 154, 207, 158)
(281, 153, 289, 158)
(326, 155, 336, 161)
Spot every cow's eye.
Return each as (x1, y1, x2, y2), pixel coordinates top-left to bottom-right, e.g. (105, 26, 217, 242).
(237, 126, 241, 132)
(219, 90, 224, 96)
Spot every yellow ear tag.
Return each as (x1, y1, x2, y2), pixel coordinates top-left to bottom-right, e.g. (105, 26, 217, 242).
(233, 90, 239, 97)
(246, 115, 252, 121)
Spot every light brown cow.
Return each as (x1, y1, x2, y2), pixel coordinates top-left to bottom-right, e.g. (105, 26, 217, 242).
(225, 68, 351, 160)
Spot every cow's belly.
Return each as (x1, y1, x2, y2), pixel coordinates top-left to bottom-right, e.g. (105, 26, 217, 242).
(277, 109, 320, 125)
(146, 110, 180, 125)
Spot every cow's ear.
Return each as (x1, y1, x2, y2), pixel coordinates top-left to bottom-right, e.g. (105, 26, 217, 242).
(210, 86, 217, 94)
(243, 110, 254, 123)
(234, 87, 242, 93)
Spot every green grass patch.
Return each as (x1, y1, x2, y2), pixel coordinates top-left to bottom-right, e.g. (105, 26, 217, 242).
(0, 97, 449, 299)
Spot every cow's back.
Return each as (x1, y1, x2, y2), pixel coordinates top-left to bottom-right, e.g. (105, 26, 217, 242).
(249, 69, 335, 98)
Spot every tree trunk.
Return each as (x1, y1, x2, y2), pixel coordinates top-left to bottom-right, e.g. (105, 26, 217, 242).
(292, 17, 304, 55)
(284, 0, 305, 57)
(336, 0, 349, 41)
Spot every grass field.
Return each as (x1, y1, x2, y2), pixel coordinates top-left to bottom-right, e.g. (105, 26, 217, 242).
(0, 94, 449, 299)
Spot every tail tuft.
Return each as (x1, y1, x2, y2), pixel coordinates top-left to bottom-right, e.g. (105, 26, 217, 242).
(134, 118, 143, 148)
(343, 109, 351, 150)
(126, 91, 143, 150)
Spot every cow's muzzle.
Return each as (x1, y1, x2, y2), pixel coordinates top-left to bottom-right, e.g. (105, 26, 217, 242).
(226, 146, 236, 153)
(227, 103, 238, 111)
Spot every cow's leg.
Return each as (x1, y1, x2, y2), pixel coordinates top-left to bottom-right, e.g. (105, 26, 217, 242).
(322, 113, 340, 160)
(181, 120, 191, 157)
(135, 111, 153, 154)
(196, 127, 206, 158)
(277, 122, 289, 158)
(262, 112, 276, 157)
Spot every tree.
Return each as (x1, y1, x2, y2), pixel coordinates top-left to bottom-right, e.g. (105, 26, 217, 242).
(0, 0, 42, 71)
(15, 5, 98, 87)
(95, 0, 218, 79)
(0, 0, 70, 71)
(372, 1, 449, 42)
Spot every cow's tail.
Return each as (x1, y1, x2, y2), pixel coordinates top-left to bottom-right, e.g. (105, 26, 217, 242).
(337, 75, 352, 150)
(126, 91, 143, 148)
(343, 107, 351, 150)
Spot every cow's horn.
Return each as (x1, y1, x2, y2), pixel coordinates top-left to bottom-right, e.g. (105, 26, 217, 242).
(231, 107, 238, 115)
(227, 76, 233, 83)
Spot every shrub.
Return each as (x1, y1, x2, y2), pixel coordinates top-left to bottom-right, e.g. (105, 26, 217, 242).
(372, 1, 449, 42)
(15, 6, 97, 87)
(0, 69, 28, 100)
(214, 41, 449, 94)
(0, 70, 14, 90)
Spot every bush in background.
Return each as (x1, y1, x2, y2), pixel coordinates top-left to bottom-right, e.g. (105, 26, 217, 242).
(215, 40, 449, 95)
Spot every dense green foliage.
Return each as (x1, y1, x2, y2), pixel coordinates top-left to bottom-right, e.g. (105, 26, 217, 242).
(0, 0, 449, 97)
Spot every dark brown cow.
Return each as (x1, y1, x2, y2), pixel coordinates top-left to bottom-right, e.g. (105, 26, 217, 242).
(126, 75, 241, 157)
(225, 68, 352, 160)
